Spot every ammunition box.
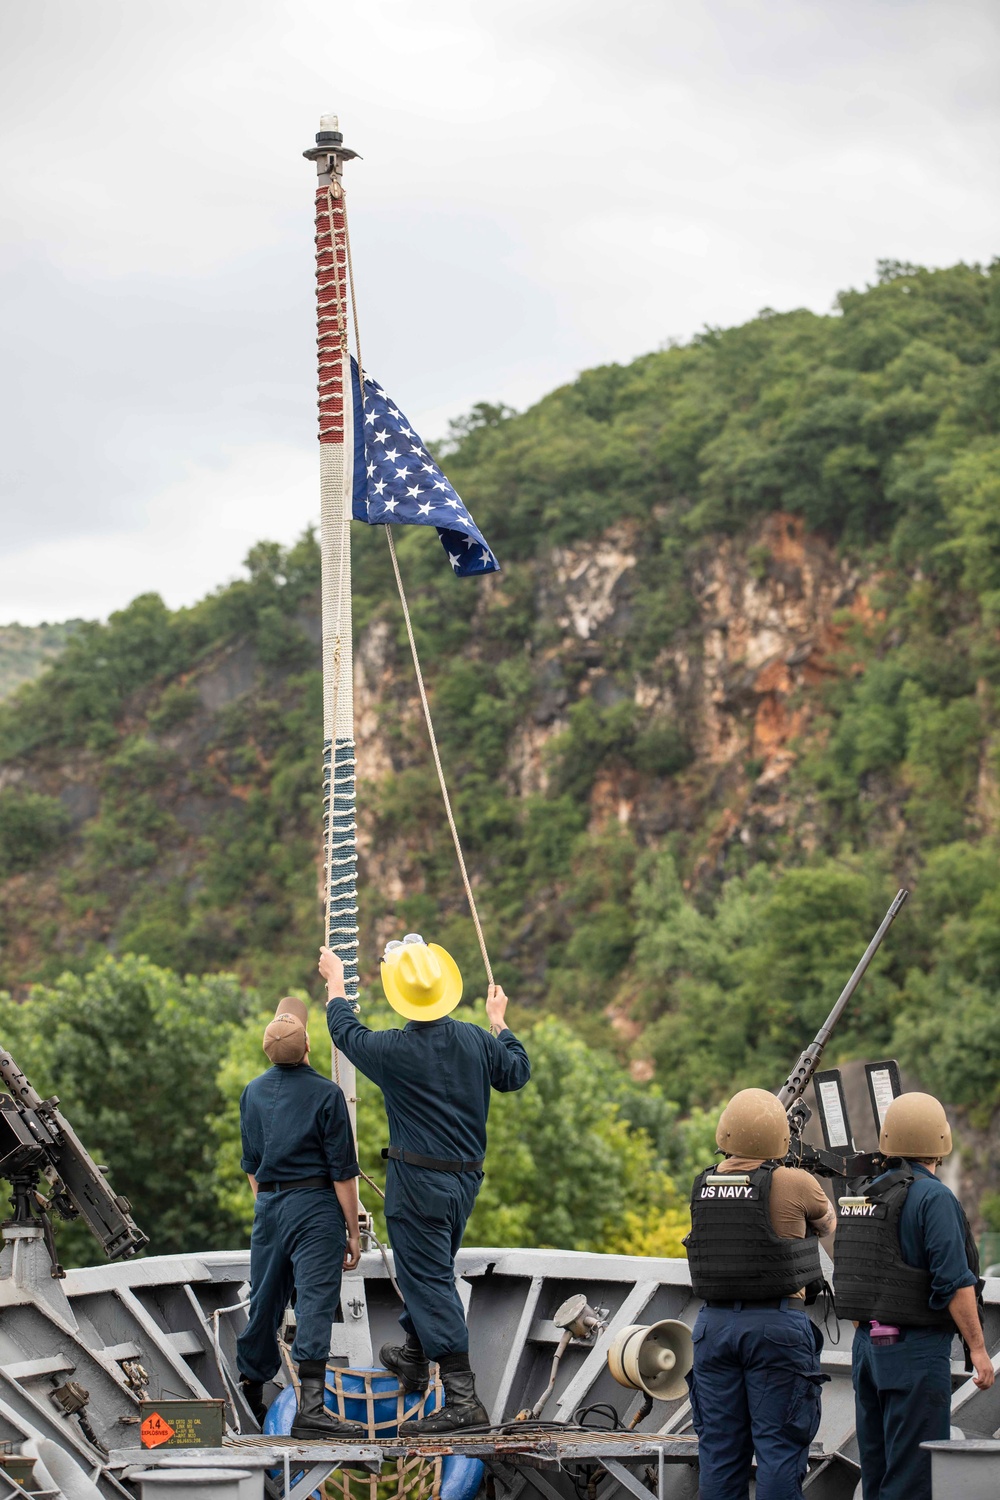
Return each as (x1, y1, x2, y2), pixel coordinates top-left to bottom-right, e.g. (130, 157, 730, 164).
(0, 1457, 39, 1491)
(138, 1399, 226, 1449)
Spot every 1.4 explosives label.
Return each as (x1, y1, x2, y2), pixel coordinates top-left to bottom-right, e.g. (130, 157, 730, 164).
(140, 1413, 176, 1449)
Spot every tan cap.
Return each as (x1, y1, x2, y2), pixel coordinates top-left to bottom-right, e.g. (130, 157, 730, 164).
(263, 997, 309, 1065)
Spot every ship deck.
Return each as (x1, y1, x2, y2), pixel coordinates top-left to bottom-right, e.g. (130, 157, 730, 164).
(227, 1429, 700, 1461)
(112, 1432, 704, 1500)
(5, 1246, 998, 1500)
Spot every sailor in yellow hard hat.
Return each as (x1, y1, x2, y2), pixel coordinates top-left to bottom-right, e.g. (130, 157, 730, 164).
(320, 934, 530, 1434)
(379, 934, 464, 1021)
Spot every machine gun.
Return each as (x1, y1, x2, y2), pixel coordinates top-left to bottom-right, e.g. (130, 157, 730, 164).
(0, 1046, 148, 1276)
(775, 887, 910, 1182)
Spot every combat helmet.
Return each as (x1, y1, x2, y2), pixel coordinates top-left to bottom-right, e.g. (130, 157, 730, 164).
(879, 1091, 952, 1159)
(716, 1088, 790, 1159)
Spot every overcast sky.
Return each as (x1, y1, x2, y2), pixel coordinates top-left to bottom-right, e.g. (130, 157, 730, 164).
(1, 0, 998, 625)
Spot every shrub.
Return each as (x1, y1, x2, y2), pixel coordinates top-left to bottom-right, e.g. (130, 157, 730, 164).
(0, 787, 70, 876)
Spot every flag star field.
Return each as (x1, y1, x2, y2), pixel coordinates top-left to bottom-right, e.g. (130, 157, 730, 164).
(351, 361, 499, 577)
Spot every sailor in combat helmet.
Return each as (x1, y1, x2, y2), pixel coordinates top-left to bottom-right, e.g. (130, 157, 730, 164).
(834, 1091, 992, 1500)
(683, 1088, 834, 1499)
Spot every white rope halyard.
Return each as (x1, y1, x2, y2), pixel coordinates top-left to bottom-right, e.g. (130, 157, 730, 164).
(383, 527, 495, 991)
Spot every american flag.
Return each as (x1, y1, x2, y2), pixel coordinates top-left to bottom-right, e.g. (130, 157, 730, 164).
(351, 361, 499, 577)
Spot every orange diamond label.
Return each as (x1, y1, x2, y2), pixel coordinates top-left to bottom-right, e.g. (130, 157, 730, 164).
(141, 1412, 176, 1449)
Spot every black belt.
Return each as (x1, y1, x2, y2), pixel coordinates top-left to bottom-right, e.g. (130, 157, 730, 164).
(257, 1175, 331, 1194)
(382, 1146, 483, 1174)
(706, 1298, 794, 1310)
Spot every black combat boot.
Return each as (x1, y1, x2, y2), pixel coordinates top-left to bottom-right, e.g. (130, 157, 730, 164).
(398, 1352, 489, 1436)
(239, 1377, 267, 1427)
(379, 1332, 430, 1393)
(290, 1361, 366, 1440)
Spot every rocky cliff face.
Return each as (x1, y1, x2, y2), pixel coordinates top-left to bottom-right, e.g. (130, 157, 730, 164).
(555, 515, 856, 822)
(387, 514, 865, 860)
(657, 513, 866, 875)
(1, 512, 874, 1000)
(344, 510, 890, 993)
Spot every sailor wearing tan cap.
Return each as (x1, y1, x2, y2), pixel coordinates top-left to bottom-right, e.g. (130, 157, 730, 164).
(235, 996, 364, 1439)
(320, 936, 530, 1435)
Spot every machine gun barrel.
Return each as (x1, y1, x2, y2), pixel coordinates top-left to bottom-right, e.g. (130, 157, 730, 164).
(0, 1045, 148, 1261)
(0, 1049, 44, 1111)
(776, 887, 909, 1111)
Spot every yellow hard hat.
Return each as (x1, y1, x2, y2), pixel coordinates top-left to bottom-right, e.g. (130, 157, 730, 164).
(380, 934, 463, 1021)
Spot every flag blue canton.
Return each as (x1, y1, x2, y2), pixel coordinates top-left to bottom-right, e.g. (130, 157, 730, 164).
(351, 361, 499, 577)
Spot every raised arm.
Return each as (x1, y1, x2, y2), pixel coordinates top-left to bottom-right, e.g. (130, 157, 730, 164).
(319, 947, 393, 1085)
(484, 984, 531, 1092)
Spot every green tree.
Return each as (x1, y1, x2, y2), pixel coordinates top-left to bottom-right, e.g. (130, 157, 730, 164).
(633, 853, 904, 1108)
(893, 839, 1000, 1126)
(0, 787, 70, 875)
(939, 441, 1000, 621)
(0, 955, 254, 1265)
(468, 1016, 686, 1253)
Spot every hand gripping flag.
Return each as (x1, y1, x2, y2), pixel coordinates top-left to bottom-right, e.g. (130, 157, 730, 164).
(351, 361, 499, 577)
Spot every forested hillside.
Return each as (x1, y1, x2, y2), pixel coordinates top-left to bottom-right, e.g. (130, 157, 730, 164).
(0, 621, 81, 700)
(2, 258, 1000, 1259)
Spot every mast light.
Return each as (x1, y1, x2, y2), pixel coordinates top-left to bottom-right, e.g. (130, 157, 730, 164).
(305, 112, 360, 162)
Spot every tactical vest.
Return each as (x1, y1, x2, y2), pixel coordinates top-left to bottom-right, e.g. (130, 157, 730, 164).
(833, 1161, 981, 1329)
(684, 1162, 823, 1301)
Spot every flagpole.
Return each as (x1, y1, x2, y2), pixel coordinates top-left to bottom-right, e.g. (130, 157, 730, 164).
(304, 114, 361, 1134)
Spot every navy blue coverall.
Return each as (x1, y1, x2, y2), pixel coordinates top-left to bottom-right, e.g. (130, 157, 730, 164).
(852, 1161, 976, 1500)
(236, 1063, 359, 1383)
(326, 1003, 530, 1359)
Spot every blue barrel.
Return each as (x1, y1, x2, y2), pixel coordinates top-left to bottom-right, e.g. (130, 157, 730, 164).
(264, 1369, 483, 1500)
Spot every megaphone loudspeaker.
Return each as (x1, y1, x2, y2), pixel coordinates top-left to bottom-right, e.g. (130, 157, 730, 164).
(607, 1320, 693, 1402)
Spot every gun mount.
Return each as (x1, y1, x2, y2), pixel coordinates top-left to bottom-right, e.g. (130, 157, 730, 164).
(0, 1046, 148, 1275)
(776, 889, 909, 1181)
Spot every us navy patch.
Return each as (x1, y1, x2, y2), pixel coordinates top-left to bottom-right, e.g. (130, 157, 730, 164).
(699, 1183, 759, 1200)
